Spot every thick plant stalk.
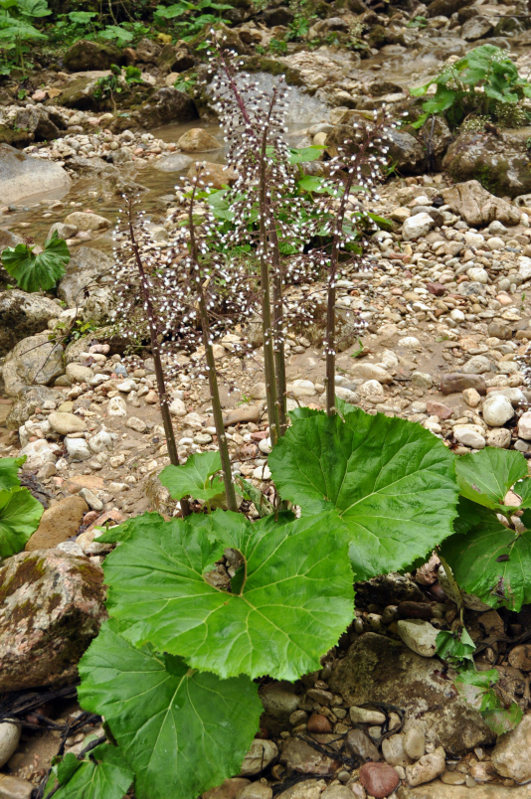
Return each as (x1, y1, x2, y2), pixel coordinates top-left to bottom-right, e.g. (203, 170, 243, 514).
(125, 198, 191, 518)
(325, 173, 354, 416)
(188, 185, 238, 512)
(258, 124, 280, 446)
(216, 50, 286, 441)
(269, 226, 287, 435)
(325, 120, 385, 416)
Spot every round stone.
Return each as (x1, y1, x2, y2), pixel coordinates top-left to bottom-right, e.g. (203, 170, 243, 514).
(65, 363, 93, 383)
(518, 411, 531, 440)
(290, 379, 316, 398)
(453, 424, 486, 449)
(240, 739, 279, 776)
(382, 733, 408, 766)
(466, 267, 488, 284)
(404, 725, 425, 761)
(48, 411, 86, 435)
(482, 395, 514, 427)
(462, 355, 491, 374)
(359, 762, 400, 798)
(0, 722, 21, 768)
(108, 396, 127, 417)
(396, 619, 438, 657)
(307, 713, 332, 734)
(464, 231, 485, 248)
(402, 212, 435, 240)
(486, 428, 512, 448)
(64, 437, 91, 461)
(358, 379, 385, 403)
(486, 236, 504, 250)
(169, 397, 186, 417)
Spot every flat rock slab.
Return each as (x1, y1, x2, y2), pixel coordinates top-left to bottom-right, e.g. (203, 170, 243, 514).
(441, 180, 521, 226)
(0, 549, 105, 691)
(0, 143, 71, 205)
(328, 633, 494, 755)
(25, 495, 88, 551)
(397, 782, 531, 798)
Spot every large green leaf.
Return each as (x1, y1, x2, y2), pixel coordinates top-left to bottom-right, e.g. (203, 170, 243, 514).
(442, 500, 531, 611)
(0, 16, 46, 38)
(44, 744, 133, 799)
(2, 232, 70, 292)
(103, 509, 354, 680)
(0, 455, 25, 491)
(268, 406, 458, 580)
(159, 451, 225, 503)
(17, 0, 51, 17)
(78, 622, 262, 799)
(0, 486, 43, 557)
(456, 448, 528, 512)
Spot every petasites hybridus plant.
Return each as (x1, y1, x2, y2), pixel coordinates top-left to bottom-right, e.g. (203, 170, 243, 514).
(45, 402, 464, 799)
(44, 52, 530, 799)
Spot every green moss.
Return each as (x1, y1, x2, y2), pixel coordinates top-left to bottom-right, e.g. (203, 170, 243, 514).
(0, 124, 31, 145)
(9, 599, 36, 626)
(0, 554, 46, 603)
(241, 55, 305, 88)
(47, 592, 62, 613)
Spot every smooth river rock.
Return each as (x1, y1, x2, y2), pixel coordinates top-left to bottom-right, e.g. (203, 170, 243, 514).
(0, 143, 71, 204)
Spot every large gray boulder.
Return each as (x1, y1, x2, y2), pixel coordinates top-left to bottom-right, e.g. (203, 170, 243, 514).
(443, 130, 531, 198)
(0, 144, 71, 205)
(0, 290, 61, 355)
(2, 331, 64, 396)
(0, 549, 105, 691)
(135, 87, 197, 129)
(328, 633, 494, 755)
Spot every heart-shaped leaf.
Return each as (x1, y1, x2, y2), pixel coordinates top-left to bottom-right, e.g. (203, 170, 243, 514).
(269, 406, 458, 580)
(442, 499, 531, 611)
(103, 509, 354, 680)
(0, 456, 25, 491)
(159, 451, 224, 503)
(0, 486, 43, 557)
(78, 622, 262, 799)
(44, 744, 133, 799)
(455, 448, 528, 512)
(2, 232, 70, 292)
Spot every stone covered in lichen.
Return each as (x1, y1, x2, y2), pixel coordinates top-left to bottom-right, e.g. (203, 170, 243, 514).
(0, 550, 105, 691)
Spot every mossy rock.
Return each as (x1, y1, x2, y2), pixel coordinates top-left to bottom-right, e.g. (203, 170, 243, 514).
(63, 39, 124, 72)
(0, 550, 105, 691)
(0, 124, 32, 146)
(241, 55, 306, 87)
